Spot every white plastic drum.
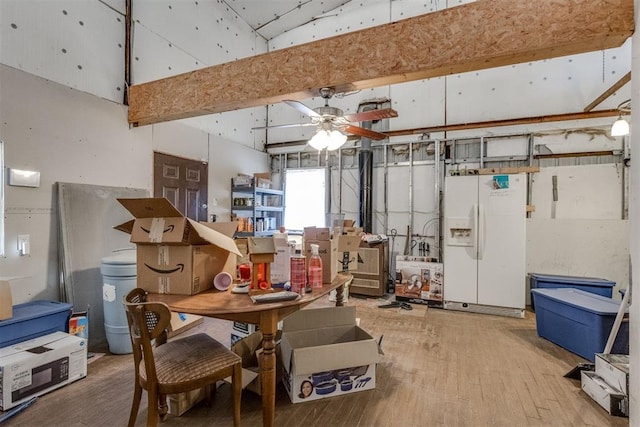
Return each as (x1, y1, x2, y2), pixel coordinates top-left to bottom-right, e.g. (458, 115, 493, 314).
(101, 249, 137, 354)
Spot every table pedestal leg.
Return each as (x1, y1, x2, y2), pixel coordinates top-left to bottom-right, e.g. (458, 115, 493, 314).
(259, 312, 278, 427)
(335, 284, 345, 306)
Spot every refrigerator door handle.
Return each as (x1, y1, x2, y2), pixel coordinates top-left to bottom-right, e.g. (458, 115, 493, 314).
(472, 203, 479, 259)
(477, 204, 486, 259)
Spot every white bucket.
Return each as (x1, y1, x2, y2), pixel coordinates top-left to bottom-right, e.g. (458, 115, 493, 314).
(100, 249, 137, 354)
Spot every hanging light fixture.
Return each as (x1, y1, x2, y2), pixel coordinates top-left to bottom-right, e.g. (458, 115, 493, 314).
(611, 99, 631, 137)
(308, 122, 347, 151)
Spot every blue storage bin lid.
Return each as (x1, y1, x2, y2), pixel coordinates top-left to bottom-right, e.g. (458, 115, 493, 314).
(1, 300, 73, 326)
(531, 288, 627, 315)
(529, 273, 615, 287)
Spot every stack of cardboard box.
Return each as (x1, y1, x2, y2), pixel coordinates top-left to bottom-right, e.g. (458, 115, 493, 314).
(303, 226, 361, 283)
(115, 198, 241, 295)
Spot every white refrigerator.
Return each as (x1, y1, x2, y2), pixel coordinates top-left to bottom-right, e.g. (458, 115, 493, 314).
(443, 174, 526, 317)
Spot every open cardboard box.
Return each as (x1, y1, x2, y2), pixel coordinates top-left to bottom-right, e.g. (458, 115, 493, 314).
(115, 198, 241, 295)
(280, 306, 379, 404)
(229, 330, 283, 395)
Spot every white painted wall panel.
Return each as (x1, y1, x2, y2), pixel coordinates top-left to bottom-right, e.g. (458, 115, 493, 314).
(180, 107, 267, 151)
(526, 218, 629, 301)
(339, 166, 360, 222)
(531, 164, 623, 220)
(133, 0, 263, 70)
(152, 121, 209, 162)
(269, 0, 391, 51)
(1, 0, 125, 103)
(0, 64, 270, 305)
(389, 78, 446, 131)
(534, 131, 623, 156)
(0, 64, 151, 304)
(208, 136, 268, 222)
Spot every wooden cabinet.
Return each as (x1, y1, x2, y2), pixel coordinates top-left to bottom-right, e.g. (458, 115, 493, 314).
(349, 241, 389, 297)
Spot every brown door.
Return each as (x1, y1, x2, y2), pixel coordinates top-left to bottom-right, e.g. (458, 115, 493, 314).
(154, 152, 208, 221)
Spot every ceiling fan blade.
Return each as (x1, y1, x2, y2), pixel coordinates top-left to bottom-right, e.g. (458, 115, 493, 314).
(252, 122, 316, 130)
(283, 100, 321, 118)
(343, 108, 398, 123)
(341, 125, 389, 141)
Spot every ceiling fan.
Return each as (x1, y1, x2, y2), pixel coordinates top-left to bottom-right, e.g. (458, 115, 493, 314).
(257, 87, 398, 150)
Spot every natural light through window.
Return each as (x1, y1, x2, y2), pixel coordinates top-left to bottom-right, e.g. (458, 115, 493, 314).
(284, 168, 325, 232)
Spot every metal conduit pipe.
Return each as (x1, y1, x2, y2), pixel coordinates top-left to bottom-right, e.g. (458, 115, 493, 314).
(359, 135, 373, 233)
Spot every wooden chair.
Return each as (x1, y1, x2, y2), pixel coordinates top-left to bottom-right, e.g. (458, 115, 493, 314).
(123, 288, 242, 426)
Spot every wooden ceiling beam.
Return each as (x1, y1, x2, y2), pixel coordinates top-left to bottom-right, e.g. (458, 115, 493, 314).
(128, 0, 633, 127)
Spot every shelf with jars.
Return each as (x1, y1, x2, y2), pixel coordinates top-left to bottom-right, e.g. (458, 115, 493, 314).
(231, 180, 284, 237)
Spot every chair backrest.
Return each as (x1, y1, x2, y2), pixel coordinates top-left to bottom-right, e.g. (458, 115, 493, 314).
(123, 288, 172, 383)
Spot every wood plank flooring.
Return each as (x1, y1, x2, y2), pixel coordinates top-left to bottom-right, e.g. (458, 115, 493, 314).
(4, 296, 628, 427)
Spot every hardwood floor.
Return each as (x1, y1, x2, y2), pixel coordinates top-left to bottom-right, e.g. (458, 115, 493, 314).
(4, 296, 628, 426)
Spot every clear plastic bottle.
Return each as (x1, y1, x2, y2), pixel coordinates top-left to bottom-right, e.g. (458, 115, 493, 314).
(308, 243, 323, 289)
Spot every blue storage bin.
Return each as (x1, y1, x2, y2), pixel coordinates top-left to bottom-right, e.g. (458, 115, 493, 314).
(529, 273, 615, 310)
(531, 288, 628, 362)
(0, 300, 73, 348)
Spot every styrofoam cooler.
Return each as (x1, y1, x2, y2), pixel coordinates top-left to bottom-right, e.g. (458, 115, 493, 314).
(101, 249, 137, 354)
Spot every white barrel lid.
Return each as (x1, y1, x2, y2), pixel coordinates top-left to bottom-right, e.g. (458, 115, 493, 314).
(100, 249, 137, 277)
(101, 249, 136, 265)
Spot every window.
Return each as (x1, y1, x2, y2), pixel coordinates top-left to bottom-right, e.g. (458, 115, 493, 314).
(284, 168, 325, 232)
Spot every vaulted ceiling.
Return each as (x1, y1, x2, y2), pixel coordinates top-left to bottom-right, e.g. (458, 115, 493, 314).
(128, 0, 634, 128)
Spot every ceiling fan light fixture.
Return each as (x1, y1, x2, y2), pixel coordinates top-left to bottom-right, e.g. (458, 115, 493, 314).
(611, 115, 630, 137)
(326, 130, 348, 151)
(308, 129, 331, 150)
(308, 129, 347, 151)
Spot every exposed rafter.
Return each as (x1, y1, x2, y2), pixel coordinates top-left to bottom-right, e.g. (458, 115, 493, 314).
(128, 0, 633, 127)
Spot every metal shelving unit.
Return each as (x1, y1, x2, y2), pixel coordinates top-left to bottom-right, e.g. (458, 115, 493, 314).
(231, 181, 284, 237)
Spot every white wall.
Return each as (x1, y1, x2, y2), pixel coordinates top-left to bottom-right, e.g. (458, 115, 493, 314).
(0, 64, 267, 305)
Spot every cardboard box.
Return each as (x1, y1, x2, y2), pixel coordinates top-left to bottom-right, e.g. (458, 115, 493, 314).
(595, 353, 629, 395)
(271, 233, 291, 285)
(254, 172, 271, 189)
(330, 234, 361, 279)
(0, 280, 12, 320)
(303, 227, 331, 242)
(395, 256, 444, 307)
(168, 312, 204, 338)
(303, 234, 361, 284)
(115, 198, 241, 295)
(230, 330, 282, 396)
(280, 306, 379, 404)
(581, 371, 628, 417)
(136, 244, 223, 295)
(69, 314, 89, 340)
(232, 174, 253, 187)
(0, 331, 87, 411)
(168, 387, 206, 416)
